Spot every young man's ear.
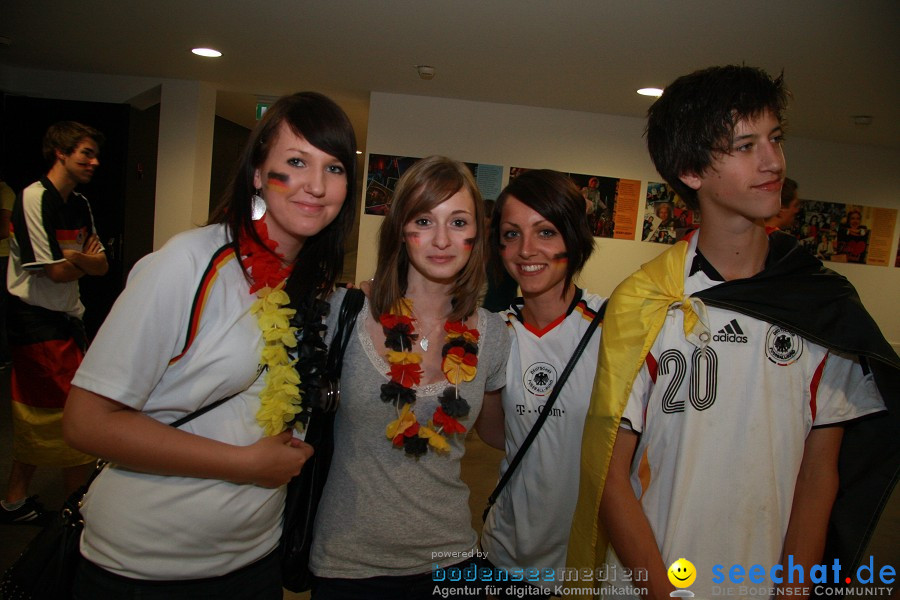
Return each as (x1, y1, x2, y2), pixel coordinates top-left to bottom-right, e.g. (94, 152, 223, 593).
(679, 171, 703, 191)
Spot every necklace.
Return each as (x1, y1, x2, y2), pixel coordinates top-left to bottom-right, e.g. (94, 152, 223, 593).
(408, 305, 444, 352)
(379, 298, 479, 457)
(239, 220, 307, 437)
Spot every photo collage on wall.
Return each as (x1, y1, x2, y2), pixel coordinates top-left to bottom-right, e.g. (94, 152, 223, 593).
(781, 200, 897, 267)
(365, 154, 502, 216)
(365, 155, 897, 267)
(509, 167, 640, 240)
(642, 182, 700, 245)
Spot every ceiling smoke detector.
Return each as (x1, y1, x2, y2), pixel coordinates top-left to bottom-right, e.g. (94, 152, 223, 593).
(416, 65, 435, 80)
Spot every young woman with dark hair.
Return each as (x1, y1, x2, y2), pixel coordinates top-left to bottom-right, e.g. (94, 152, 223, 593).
(62, 91, 357, 598)
(477, 169, 605, 599)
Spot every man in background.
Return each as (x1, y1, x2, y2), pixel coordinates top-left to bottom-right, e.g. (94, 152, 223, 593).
(765, 176, 800, 230)
(1, 121, 108, 524)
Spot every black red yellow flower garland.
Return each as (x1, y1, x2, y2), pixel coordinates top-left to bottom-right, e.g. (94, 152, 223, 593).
(380, 299, 479, 457)
(238, 219, 314, 436)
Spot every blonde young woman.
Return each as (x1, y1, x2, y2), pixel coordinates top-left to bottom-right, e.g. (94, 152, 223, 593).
(310, 156, 510, 600)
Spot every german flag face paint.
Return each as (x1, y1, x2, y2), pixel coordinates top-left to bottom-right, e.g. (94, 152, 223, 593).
(266, 171, 290, 193)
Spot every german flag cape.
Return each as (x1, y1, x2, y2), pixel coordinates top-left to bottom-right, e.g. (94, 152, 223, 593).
(567, 231, 899, 595)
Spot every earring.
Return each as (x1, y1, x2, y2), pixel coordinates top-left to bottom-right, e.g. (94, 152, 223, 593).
(251, 191, 267, 221)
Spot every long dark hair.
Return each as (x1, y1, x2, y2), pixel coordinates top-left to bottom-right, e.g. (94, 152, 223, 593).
(210, 92, 357, 299)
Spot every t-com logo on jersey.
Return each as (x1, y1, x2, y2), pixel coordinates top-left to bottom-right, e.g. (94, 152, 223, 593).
(524, 362, 557, 396)
(712, 319, 748, 344)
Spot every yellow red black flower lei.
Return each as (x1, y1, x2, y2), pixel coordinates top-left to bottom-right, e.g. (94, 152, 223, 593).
(240, 219, 328, 436)
(380, 299, 479, 457)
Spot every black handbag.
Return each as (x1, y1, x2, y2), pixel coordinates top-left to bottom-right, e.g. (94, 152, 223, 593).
(280, 288, 364, 593)
(0, 247, 280, 600)
(0, 377, 260, 600)
(0, 462, 102, 600)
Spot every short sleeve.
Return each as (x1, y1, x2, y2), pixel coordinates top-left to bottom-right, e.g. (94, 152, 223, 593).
(482, 310, 510, 393)
(621, 358, 653, 433)
(812, 350, 885, 427)
(72, 233, 201, 408)
(21, 186, 63, 267)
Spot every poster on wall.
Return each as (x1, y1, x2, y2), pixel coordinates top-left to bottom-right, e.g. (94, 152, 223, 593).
(782, 200, 897, 267)
(364, 154, 418, 215)
(365, 154, 502, 216)
(641, 182, 700, 244)
(896, 233, 900, 268)
(509, 167, 639, 240)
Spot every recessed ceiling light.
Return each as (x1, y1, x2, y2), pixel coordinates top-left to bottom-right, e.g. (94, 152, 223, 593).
(415, 65, 436, 80)
(637, 87, 663, 97)
(192, 47, 222, 58)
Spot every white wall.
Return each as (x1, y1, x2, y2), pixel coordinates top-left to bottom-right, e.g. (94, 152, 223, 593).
(359, 92, 900, 346)
(153, 80, 216, 248)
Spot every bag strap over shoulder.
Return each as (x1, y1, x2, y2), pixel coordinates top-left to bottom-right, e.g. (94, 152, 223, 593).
(168, 366, 264, 429)
(327, 288, 365, 380)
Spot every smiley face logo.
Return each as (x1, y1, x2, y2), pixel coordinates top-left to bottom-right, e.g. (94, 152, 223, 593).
(667, 558, 696, 588)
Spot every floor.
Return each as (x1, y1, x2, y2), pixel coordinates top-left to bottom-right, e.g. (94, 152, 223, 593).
(1, 368, 896, 599)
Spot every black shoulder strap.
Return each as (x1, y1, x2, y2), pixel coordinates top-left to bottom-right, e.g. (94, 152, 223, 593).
(482, 300, 606, 522)
(168, 366, 264, 429)
(327, 288, 365, 379)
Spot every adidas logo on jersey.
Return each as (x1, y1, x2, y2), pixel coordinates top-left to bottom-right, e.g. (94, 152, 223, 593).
(713, 319, 748, 343)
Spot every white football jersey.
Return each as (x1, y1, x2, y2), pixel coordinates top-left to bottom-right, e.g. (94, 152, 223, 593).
(482, 290, 606, 573)
(605, 238, 885, 599)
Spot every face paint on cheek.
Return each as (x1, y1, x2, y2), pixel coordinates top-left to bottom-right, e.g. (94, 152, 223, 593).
(552, 252, 569, 263)
(266, 171, 291, 192)
(463, 237, 476, 250)
(404, 231, 421, 246)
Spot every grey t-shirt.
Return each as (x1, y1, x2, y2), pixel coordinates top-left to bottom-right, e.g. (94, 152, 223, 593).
(310, 297, 510, 578)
